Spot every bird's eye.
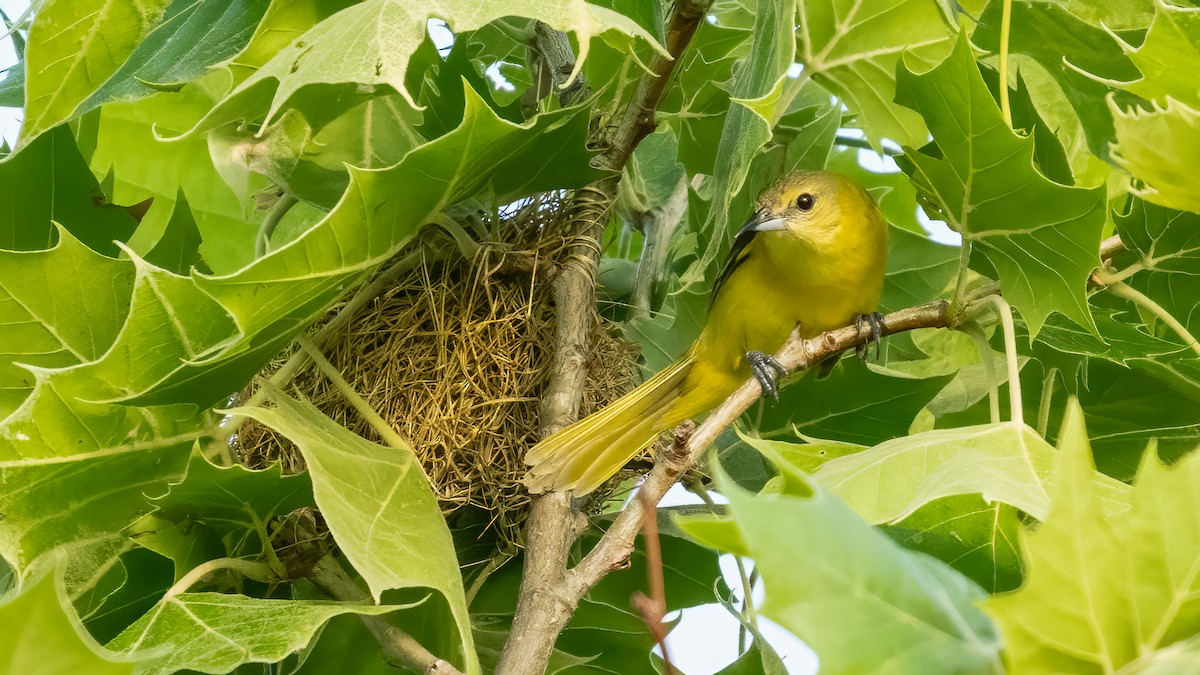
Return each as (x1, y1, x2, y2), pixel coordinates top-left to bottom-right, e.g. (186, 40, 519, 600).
(796, 193, 815, 211)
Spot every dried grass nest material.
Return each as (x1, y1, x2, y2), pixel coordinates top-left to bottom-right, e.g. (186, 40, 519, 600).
(236, 240, 642, 550)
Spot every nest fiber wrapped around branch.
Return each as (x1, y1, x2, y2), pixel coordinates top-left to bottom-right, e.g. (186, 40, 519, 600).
(237, 194, 640, 549)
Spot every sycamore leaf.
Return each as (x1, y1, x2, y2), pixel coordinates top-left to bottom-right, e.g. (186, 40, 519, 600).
(106, 593, 409, 675)
(17, 0, 172, 151)
(796, 0, 954, 149)
(679, 463, 1004, 674)
(972, 0, 1140, 159)
(813, 422, 1054, 523)
(230, 387, 478, 674)
(0, 228, 135, 417)
(984, 400, 1200, 672)
(1110, 97, 1200, 214)
(78, 0, 272, 113)
(1087, 0, 1200, 109)
(192, 0, 666, 130)
(0, 574, 134, 675)
(0, 127, 138, 255)
(896, 34, 1105, 336)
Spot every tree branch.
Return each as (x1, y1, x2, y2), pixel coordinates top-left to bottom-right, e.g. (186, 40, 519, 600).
(278, 512, 464, 675)
(498, 3, 710, 673)
(569, 300, 953, 589)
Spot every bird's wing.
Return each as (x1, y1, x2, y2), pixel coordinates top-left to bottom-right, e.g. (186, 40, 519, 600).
(711, 221, 758, 306)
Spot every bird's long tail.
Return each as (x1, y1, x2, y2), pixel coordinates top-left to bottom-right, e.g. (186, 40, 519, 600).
(523, 355, 694, 495)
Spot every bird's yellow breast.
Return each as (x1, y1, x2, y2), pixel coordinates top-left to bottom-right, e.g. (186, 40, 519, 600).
(668, 186, 887, 419)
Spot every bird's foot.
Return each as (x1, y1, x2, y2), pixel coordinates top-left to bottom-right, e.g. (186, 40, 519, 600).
(854, 312, 886, 361)
(746, 350, 788, 399)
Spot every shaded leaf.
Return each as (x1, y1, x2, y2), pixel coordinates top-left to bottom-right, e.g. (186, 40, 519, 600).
(896, 34, 1105, 335)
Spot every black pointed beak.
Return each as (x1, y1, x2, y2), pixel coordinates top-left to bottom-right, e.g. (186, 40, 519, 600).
(740, 209, 786, 234)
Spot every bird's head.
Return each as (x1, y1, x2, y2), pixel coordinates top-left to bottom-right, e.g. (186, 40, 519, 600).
(740, 170, 878, 244)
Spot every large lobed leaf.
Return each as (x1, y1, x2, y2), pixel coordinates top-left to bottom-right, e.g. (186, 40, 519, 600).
(106, 592, 407, 675)
(232, 387, 478, 673)
(896, 33, 1105, 336)
(985, 400, 1200, 672)
(796, 0, 954, 149)
(16, 0, 173, 150)
(679, 462, 1004, 674)
(191, 0, 666, 131)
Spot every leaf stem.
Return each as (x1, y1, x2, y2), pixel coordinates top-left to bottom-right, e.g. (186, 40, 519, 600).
(978, 295, 1024, 426)
(255, 192, 298, 258)
(1098, 273, 1200, 359)
(999, 0, 1014, 128)
(1036, 367, 1057, 437)
(953, 240, 973, 309)
(165, 558, 276, 598)
(965, 324, 1001, 424)
(296, 335, 408, 449)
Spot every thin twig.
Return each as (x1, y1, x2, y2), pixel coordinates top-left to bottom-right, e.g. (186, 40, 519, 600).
(631, 491, 676, 675)
(255, 192, 298, 258)
(308, 555, 464, 675)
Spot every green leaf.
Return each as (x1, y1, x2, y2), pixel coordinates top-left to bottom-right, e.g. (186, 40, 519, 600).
(809, 422, 1056, 523)
(1110, 97, 1200, 214)
(79, 0, 272, 112)
(124, 451, 314, 578)
(195, 0, 665, 129)
(1088, 0, 1200, 108)
(984, 400, 1200, 672)
(0, 228, 136, 416)
(972, 0, 1140, 159)
(883, 495, 1023, 594)
(231, 386, 478, 674)
(0, 61, 23, 107)
(0, 573, 134, 675)
(89, 86, 266, 274)
(681, 0, 797, 285)
(106, 592, 407, 675)
(0, 126, 138, 255)
(896, 34, 1106, 336)
(796, 0, 954, 149)
(755, 360, 952, 446)
(17, 0, 173, 150)
(680, 463, 1004, 674)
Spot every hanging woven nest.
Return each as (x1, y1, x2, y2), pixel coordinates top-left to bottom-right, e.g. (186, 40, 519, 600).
(235, 191, 642, 551)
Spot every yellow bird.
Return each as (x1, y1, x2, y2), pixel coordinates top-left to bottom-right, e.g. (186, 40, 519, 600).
(524, 170, 889, 495)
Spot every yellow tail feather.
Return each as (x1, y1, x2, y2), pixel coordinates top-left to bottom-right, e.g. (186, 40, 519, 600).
(523, 356, 694, 495)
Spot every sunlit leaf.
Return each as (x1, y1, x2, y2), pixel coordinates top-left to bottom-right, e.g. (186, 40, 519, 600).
(231, 386, 478, 673)
(984, 401, 1200, 672)
(17, 0, 172, 150)
(0, 574, 134, 675)
(796, 0, 953, 149)
(106, 592, 408, 675)
(1110, 97, 1200, 215)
